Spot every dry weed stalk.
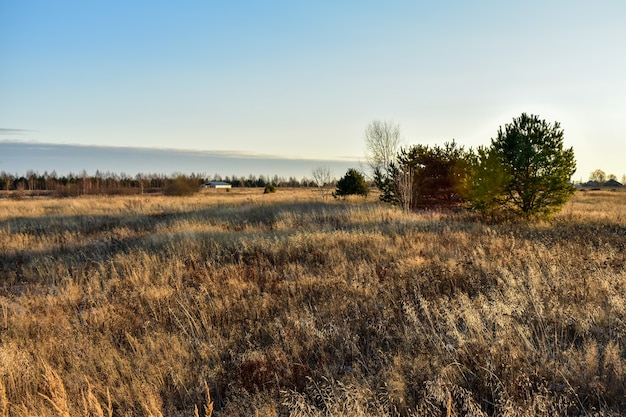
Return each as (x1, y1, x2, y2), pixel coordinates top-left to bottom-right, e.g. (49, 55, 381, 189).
(0, 380, 8, 417)
(194, 381, 214, 417)
(38, 365, 71, 417)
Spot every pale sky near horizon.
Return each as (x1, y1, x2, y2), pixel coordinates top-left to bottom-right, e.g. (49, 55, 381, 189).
(1, 1, 625, 180)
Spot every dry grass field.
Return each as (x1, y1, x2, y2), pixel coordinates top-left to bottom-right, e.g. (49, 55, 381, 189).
(1, 188, 625, 416)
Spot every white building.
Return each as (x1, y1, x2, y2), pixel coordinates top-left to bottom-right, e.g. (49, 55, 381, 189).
(202, 181, 232, 189)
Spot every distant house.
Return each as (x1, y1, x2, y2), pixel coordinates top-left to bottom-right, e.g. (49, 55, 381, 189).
(202, 181, 232, 189)
(578, 179, 623, 189)
(604, 179, 622, 187)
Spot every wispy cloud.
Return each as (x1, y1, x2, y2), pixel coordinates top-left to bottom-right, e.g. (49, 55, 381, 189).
(0, 128, 33, 135)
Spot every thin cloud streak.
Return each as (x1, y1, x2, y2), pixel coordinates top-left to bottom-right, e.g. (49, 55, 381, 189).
(0, 128, 33, 135)
(0, 141, 359, 179)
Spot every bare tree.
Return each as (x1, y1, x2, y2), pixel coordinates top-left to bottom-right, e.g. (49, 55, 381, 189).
(365, 120, 402, 201)
(589, 169, 606, 184)
(26, 169, 36, 191)
(81, 169, 89, 195)
(135, 173, 144, 194)
(1, 171, 12, 191)
(312, 165, 333, 198)
(365, 120, 401, 175)
(395, 163, 413, 212)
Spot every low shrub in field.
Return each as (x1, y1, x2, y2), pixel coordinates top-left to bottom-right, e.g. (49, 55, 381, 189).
(334, 168, 369, 198)
(164, 175, 200, 196)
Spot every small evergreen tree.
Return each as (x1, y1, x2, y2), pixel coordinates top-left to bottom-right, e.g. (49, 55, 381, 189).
(489, 113, 576, 218)
(373, 164, 398, 203)
(466, 146, 510, 218)
(334, 169, 369, 198)
(397, 141, 472, 208)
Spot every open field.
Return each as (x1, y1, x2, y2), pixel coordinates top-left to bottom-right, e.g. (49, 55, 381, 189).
(1, 189, 626, 416)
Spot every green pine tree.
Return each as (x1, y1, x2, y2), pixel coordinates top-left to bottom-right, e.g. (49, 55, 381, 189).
(334, 169, 369, 198)
(490, 113, 576, 218)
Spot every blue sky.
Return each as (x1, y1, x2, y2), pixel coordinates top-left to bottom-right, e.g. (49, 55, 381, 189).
(1, 1, 625, 180)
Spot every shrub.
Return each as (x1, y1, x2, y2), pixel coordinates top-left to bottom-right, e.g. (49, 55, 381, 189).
(334, 168, 369, 197)
(163, 175, 200, 196)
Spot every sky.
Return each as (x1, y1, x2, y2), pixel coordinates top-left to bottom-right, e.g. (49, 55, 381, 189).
(1, 0, 625, 180)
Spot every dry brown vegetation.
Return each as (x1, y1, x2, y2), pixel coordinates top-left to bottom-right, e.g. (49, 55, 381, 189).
(1, 188, 625, 416)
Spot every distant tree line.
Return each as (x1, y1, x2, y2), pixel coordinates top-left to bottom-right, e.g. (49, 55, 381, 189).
(0, 169, 324, 197)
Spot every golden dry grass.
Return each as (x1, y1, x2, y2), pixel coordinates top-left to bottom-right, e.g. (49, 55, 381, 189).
(1, 188, 625, 416)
